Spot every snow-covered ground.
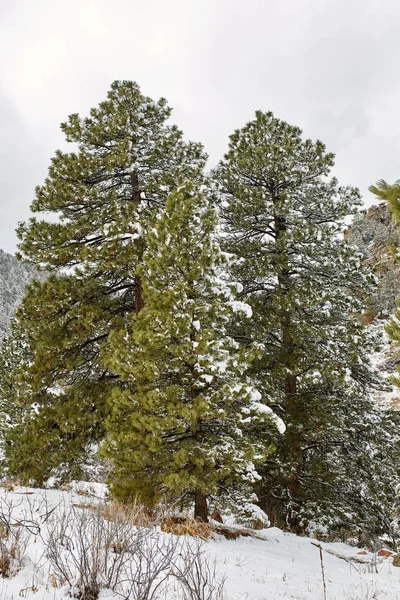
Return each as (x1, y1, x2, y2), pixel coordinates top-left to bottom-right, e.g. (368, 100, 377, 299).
(0, 483, 399, 600)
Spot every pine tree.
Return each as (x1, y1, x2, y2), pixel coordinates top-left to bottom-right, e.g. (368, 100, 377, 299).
(0, 320, 31, 453)
(102, 182, 284, 521)
(369, 179, 400, 221)
(214, 111, 398, 535)
(6, 81, 207, 481)
(370, 180, 400, 386)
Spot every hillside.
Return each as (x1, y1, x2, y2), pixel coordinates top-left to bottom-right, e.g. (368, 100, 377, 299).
(347, 203, 400, 408)
(0, 249, 40, 342)
(348, 202, 400, 319)
(0, 482, 399, 600)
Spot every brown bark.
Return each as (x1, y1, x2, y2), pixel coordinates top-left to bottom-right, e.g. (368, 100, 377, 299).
(134, 273, 144, 314)
(273, 190, 302, 524)
(194, 489, 208, 522)
(285, 374, 301, 498)
(131, 172, 144, 314)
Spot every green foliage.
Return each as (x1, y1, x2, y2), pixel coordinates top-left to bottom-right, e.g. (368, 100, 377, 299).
(393, 554, 400, 567)
(3, 84, 398, 543)
(0, 321, 31, 444)
(4, 81, 206, 482)
(214, 111, 399, 536)
(0, 321, 109, 483)
(102, 182, 280, 507)
(369, 179, 400, 222)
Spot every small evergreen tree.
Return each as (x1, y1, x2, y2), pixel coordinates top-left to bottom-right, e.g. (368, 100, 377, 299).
(102, 182, 283, 520)
(369, 180, 400, 221)
(214, 111, 399, 536)
(0, 320, 31, 454)
(5, 81, 206, 481)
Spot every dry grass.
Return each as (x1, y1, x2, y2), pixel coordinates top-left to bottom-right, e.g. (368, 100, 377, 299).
(390, 396, 400, 409)
(89, 501, 213, 540)
(72, 498, 262, 543)
(75, 488, 89, 497)
(0, 554, 10, 578)
(100, 502, 261, 541)
(101, 501, 157, 528)
(161, 516, 212, 540)
(0, 526, 29, 578)
(358, 311, 376, 325)
(0, 479, 19, 493)
(0, 525, 7, 541)
(72, 503, 98, 510)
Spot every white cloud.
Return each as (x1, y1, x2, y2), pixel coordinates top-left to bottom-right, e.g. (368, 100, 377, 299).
(1, 0, 400, 251)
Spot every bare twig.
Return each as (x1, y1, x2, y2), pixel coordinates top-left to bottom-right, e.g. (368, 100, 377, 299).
(311, 543, 327, 600)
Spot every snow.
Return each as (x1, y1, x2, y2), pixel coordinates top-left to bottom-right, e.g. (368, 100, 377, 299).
(229, 300, 253, 318)
(0, 484, 399, 600)
(244, 389, 286, 434)
(192, 320, 201, 331)
(251, 401, 286, 433)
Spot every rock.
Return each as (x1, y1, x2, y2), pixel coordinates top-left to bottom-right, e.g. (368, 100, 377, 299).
(210, 510, 223, 523)
(357, 551, 368, 555)
(378, 548, 394, 557)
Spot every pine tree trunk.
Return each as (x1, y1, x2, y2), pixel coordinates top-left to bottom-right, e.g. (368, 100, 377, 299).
(194, 489, 208, 522)
(283, 322, 302, 529)
(131, 172, 144, 314)
(134, 274, 144, 314)
(285, 375, 301, 501)
(274, 198, 302, 529)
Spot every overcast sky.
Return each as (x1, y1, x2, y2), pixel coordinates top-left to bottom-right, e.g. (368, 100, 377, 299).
(1, 0, 400, 253)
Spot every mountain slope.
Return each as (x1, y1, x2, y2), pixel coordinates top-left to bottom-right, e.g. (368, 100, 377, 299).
(0, 249, 40, 341)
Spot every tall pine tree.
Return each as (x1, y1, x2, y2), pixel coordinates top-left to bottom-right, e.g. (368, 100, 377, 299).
(215, 112, 399, 536)
(102, 182, 284, 520)
(5, 81, 206, 481)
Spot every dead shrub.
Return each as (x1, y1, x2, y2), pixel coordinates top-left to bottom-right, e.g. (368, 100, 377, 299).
(172, 540, 226, 600)
(0, 496, 31, 578)
(43, 502, 137, 599)
(43, 501, 183, 600)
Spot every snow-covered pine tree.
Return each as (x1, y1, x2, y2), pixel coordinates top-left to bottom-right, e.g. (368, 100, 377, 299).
(214, 111, 400, 537)
(370, 180, 400, 386)
(102, 182, 284, 521)
(0, 250, 43, 342)
(347, 203, 400, 318)
(6, 81, 206, 482)
(0, 320, 31, 449)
